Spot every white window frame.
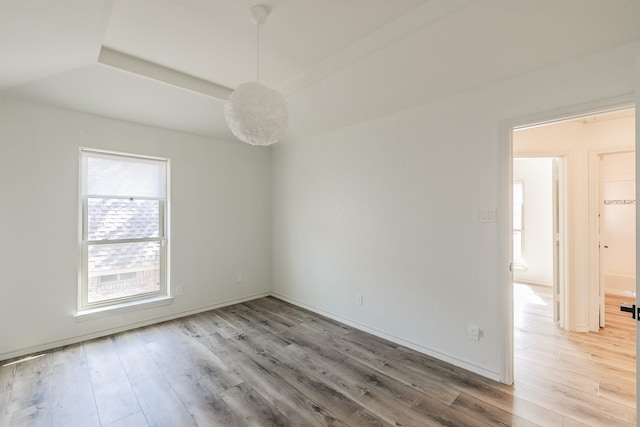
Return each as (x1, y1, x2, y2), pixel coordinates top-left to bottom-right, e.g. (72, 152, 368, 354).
(77, 148, 170, 314)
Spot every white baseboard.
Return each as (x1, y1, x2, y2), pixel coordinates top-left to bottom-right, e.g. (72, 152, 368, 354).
(605, 289, 636, 298)
(270, 292, 501, 383)
(604, 273, 635, 295)
(513, 280, 553, 287)
(4, 291, 502, 384)
(0, 292, 270, 362)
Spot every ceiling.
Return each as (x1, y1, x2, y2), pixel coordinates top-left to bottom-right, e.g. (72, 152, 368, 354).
(1, 0, 639, 143)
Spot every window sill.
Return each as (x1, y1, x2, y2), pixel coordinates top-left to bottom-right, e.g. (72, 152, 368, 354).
(74, 295, 174, 321)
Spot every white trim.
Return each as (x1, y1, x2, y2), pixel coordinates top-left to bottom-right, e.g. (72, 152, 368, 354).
(3, 290, 503, 382)
(98, 47, 232, 101)
(511, 97, 635, 131)
(165, 160, 172, 300)
(573, 324, 590, 333)
(88, 237, 162, 245)
(514, 280, 553, 287)
(498, 117, 514, 384)
(86, 195, 165, 201)
(512, 180, 525, 268)
(271, 292, 502, 382)
(605, 289, 637, 298)
(636, 56, 640, 416)
(78, 148, 170, 312)
(498, 94, 635, 385)
(77, 153, 85, 312)
(1, 292, 270, 362)
(79, 146, 170, 163)
(74, 295, 175, 320)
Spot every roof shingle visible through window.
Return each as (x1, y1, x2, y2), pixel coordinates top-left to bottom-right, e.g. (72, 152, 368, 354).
(88, 198, 160, 272)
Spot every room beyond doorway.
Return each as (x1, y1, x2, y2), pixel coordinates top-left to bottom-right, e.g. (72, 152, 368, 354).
(512, 157, 562, 323)
(512, 107, 636, 332)
(509, 105, 636, 424)
(599, 151, 636, 299)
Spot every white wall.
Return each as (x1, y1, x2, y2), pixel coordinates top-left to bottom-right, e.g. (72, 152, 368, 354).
(1, 43, 638, 382)
(272, 41, 640, 379)
(0, 98, 272, 360)
(513, 158, 554, 286)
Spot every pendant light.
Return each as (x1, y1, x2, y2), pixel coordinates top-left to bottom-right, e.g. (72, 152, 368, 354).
(224, 5, 288, 146)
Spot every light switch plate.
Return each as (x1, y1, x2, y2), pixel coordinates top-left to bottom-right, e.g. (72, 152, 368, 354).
(479, 209, 496, 222)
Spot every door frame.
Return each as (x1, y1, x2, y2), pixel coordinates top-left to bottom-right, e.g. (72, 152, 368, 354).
(498, 94, 635, 385)
(552, 157, 563, 324)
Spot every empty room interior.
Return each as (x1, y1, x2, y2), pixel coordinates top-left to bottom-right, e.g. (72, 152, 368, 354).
(1, 1, 640, 426)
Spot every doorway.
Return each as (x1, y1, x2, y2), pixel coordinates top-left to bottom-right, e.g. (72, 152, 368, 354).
(598, 150, 636, 326)
(511, 106, 635, 332)
(506, 105, 637, 422)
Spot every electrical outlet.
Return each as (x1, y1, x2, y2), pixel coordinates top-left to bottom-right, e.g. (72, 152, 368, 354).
(356, 294, 364, 306)
(237, 273, 243, 284)
(175, 285, 184, 296)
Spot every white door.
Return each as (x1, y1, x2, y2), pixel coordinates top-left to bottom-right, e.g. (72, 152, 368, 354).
(552, 158, 561, 323)
(598, 155, 606, 328)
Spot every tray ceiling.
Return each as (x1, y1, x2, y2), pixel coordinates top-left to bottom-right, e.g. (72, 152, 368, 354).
(1, 0, 639, 142)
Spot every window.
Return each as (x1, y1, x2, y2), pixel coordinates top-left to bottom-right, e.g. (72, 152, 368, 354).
(79, 149, 169, 312)
(513, 180, 525, 268)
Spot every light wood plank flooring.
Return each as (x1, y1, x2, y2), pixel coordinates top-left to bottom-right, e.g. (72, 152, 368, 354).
(0, 289, 636, 426)
(513, 283, 636, 427)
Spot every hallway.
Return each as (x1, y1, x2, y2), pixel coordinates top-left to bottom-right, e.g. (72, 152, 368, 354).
(514, 283, 636, 426)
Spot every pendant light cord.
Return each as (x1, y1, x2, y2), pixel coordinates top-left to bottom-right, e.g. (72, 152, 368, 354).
(256, 23, 261, 83)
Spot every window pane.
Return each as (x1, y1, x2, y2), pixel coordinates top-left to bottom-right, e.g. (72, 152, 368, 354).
(513, 181, 524, 204)
(513, 207, 523, 230)
(513, 231, 524, 265)
(88, 241, 160, 303)
(88, 198, 159, 240)
(80, 149, 169, 312)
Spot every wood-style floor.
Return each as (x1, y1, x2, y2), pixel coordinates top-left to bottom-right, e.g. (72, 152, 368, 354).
(0, 287, 636, 426)
(513, 283, 636, 427)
